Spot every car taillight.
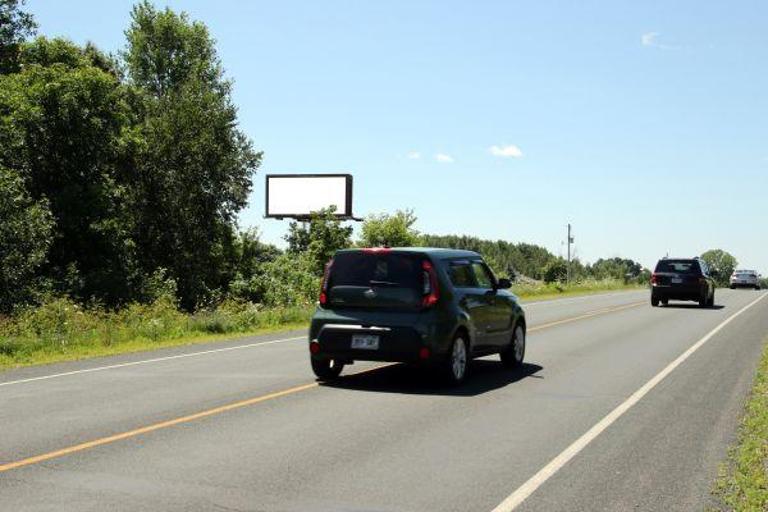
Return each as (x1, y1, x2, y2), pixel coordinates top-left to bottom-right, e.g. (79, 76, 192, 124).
(319, 259, 333, 306)
(651, 273, 659, 284)
(421, 260, 439, 307)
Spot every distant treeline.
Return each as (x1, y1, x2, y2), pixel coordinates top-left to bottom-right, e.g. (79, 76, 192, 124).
(421, 234, 647, 284)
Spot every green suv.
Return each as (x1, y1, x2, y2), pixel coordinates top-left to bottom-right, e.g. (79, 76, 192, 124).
(308, 248, 527, 384)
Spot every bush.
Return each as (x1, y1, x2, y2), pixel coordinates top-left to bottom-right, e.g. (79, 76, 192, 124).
(250, 252, 321, 307)
(0, 167, 54, 312)
(359, 210, 419, 248)
(542, 260, 568, 284)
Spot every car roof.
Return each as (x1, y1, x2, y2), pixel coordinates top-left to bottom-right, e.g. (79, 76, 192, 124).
(336, 247, 481, 259)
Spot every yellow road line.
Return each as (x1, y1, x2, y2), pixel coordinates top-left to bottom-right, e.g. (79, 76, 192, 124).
(0, 300, 647, 473)
(529, 301, 645, 332)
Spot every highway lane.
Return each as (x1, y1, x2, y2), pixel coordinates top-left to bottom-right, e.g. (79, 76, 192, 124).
(0, 288, 766, 511)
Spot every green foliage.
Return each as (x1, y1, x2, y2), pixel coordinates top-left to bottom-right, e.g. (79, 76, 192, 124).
(0, 295, 311, 367)
(701, 249, 738, 287)
(511, 278, 638, 299)
(420, 234, 558, 280)
(285, 208, 353, 275)
(0, 0, 36, 74)
(0, 37, 139, 304)
(588, 257, 644, 281)
(712, 338, 768, 511)
(359, 209, 419, 248)
(0, 167, 53, 312)
(123, 2, 261, 309)
(542, 259, 568, 283)
(247, 252, 321, 307)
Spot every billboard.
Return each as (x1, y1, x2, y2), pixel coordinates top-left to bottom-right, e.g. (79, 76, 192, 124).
(265, 174, 354, 219)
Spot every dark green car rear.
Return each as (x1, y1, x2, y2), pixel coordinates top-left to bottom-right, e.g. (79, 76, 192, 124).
(308, 248, 527, 384)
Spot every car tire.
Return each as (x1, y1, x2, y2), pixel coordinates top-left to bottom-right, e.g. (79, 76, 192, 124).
(651, 296, 660, 307)
(708, 290, 715, 307)
(443, 333, 469, 385)
(311, 358, 344, 381)
(756, 286, 761, 291)
(501, 325, 526, 368)
(699, 293, 708, 308)
(661, 299, 669, 306)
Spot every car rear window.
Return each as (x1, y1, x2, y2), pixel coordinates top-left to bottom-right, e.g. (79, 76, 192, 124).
(329, 252, 421, 290)
(655, 260, 700, 274)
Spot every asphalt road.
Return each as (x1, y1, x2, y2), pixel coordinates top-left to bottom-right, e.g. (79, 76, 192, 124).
(1, 288, 767, 511)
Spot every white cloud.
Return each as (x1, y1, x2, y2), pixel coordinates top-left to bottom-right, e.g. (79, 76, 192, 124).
(641, 32, 679, 50)
(489, 144, 523, 158)
(641, 32, 659, 47)
(434, 153, 454, 163)
(406, 151, 421, 160)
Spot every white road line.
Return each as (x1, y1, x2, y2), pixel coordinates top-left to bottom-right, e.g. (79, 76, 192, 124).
(0, 335, 306, 388)
(491, 291, 768, 512)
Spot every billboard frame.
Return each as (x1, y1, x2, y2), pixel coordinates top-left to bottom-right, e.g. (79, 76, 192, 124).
(264, 173, 358, 221)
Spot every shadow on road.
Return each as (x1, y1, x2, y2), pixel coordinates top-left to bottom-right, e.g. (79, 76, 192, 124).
(662, 304, 725, 310)
(321, 360, 543, 397)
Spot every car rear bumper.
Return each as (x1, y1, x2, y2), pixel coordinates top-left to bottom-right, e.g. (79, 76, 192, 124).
(310, 322, 447, 363)
(730, 281, 758, 288)
(652, 284, 702, 300)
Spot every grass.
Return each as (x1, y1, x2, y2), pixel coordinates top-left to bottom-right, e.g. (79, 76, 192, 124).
(0, 280, 642, 372)
(0, 297, 312, 371)
(711, 337, 768, 511)
(512, 279, 644, 302)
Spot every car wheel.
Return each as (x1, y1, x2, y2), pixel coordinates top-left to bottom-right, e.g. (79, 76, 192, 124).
(651, 296, 660, 307)
(444, 334, 469, 385)
(708, 290, 715, 307)
(661, 299, 669, 306)
(501, 325, 526, 368)
(699, 292, 708, 308)
(311, 358, 344, 381)
(756, 286, 761, 291)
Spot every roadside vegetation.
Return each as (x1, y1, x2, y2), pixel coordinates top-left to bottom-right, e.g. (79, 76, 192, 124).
(0, 1, 728, 371)
(712, 338, 768, 511)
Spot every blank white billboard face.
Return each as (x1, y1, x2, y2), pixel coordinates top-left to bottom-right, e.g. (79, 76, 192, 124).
(266, 174, 352, 218)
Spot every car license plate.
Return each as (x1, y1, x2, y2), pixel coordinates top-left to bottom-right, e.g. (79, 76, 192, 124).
(671, 277, 682, 284)
(351, 334, 379, 350)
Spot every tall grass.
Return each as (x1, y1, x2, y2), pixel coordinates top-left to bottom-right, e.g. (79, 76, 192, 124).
(0, 297, 312, 369)
(512, 278, 643, 300)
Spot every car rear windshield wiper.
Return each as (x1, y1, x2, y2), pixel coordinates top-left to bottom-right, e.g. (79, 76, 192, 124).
(369, 280, 402, 287)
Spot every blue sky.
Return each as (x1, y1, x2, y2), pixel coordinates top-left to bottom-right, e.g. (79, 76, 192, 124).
(29, 0, 768, 272)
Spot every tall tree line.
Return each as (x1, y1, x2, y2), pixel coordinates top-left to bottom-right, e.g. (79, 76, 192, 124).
(0, 0, 259, 311)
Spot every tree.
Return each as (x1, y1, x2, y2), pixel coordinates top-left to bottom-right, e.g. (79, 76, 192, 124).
(123, 2, 260, 309)
(359, 210, 419, 248)
(589, 257, 643, 280)
(0, 37, 139, 304)
(543, 259, 568, 284)
(0, 167, 53, 312)
(285, 208, 353, 275)
(0, 0, 36, 74)
(700, 249, 738, 287)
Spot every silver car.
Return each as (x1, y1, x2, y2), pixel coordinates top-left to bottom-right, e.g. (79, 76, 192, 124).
(729, 270, 761, 290)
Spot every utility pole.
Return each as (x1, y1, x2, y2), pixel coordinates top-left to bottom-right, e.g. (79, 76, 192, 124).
(566, 223, 574, 284)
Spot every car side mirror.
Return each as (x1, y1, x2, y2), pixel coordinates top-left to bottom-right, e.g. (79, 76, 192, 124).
(497, 278, 512, 289)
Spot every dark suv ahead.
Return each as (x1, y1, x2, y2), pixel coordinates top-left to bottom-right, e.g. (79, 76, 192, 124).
(308, 248, 527, 384)
(650, 257, 716, 308)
